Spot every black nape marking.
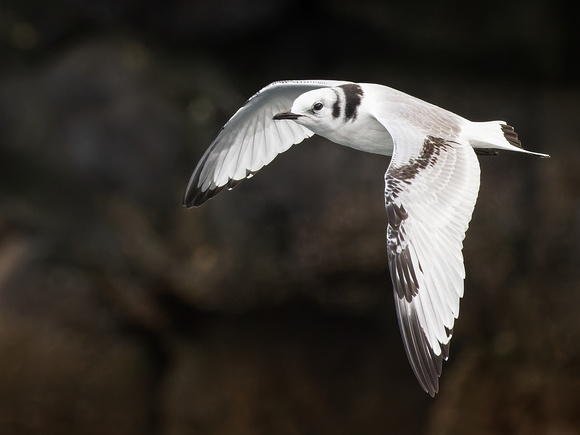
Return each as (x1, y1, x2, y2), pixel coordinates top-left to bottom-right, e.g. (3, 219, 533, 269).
(339, 84, 364, 121)
(331, 89, 341, 118)
(500, 124, 522, 149)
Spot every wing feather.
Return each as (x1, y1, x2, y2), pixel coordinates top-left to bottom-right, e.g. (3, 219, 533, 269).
(183, 80, 352, 207)
(383, 134, 480, 396)
(365, 86, 481, 395)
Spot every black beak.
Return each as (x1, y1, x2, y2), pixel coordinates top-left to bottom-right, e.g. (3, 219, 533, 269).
(273, 111, 302, 120)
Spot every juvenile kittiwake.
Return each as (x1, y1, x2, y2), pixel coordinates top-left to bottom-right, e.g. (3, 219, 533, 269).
(183, 80, 549, 396)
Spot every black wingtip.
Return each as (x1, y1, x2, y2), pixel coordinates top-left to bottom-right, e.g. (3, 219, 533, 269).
(182, 175, 247, 208)
(182, 185, 224, 208)
(394, 298, 444, 398)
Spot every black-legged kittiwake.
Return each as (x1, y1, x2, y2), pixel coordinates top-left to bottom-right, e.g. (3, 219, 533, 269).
(183, 80, 549, 396)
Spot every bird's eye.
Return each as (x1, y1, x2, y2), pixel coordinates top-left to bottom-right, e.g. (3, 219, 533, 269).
(312, 102, 323, 111)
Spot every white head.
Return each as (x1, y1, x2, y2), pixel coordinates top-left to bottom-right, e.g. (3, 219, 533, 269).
(273, 87, 347, 135)
(273, 84, 392, 153)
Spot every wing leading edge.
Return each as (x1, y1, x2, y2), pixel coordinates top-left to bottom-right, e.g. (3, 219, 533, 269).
(183, 80, 352, 207)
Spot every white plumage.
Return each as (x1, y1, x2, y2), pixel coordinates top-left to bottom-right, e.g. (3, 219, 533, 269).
(183, 80, 549, 396)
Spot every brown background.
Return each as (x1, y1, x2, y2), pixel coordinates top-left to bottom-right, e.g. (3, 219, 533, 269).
(1, 0, 579, 434)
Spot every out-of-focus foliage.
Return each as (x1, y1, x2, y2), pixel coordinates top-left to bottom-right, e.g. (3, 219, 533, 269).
(0, 1, 579, 434)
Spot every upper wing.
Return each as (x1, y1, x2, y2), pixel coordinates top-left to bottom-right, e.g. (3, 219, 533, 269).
(365, 85, 482, 395)
(384, 134, 480, 396)
(183, 80, 352, 207)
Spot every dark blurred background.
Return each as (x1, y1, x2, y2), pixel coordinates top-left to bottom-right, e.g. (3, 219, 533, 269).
(0, 0, 579, 434)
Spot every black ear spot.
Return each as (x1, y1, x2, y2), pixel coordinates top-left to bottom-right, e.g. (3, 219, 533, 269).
(313, 102, 323, 111)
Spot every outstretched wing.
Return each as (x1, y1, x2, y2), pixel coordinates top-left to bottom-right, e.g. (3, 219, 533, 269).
(183, 80, 352, 207)
(383, 134, 481, 396)
(364, 84, 482, 396)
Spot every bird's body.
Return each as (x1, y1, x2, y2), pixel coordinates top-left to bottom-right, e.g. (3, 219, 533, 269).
(183, 80, 549, 396)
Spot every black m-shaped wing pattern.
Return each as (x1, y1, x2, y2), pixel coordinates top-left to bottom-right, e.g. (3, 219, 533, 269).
(384, 135, 480, 396)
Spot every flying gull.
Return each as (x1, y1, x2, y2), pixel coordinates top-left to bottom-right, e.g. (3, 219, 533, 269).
(183, 80, 549, 396)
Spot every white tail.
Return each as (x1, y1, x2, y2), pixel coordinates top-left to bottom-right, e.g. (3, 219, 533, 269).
(464, 120, 550, 158)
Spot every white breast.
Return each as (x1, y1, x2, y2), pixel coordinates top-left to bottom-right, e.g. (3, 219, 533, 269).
(318, 110, 395, 156)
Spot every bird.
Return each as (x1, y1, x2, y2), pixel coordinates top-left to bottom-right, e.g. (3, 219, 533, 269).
(182, 80, 549, 396)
